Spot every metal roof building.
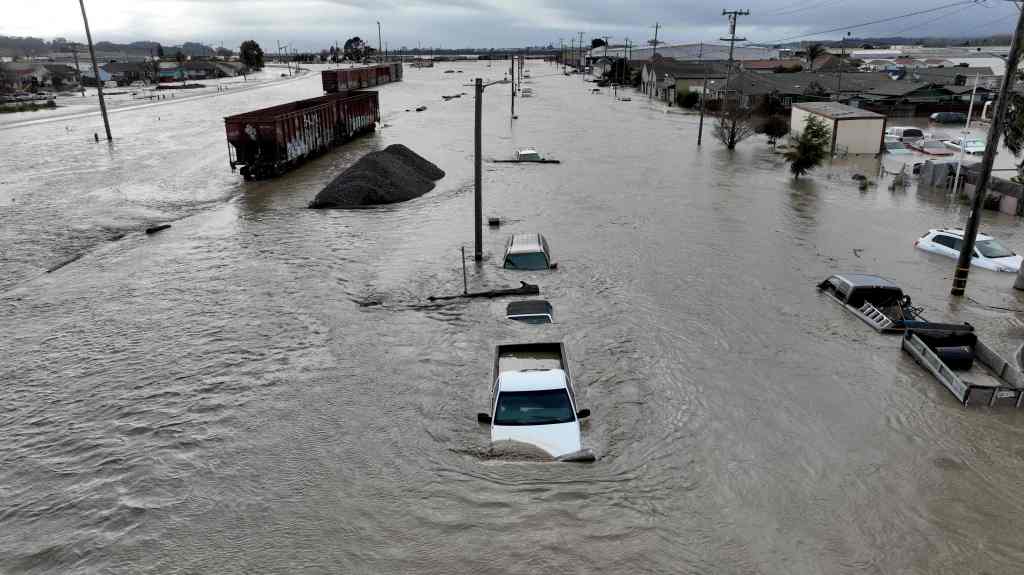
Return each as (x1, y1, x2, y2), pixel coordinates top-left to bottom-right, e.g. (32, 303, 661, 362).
(791, 102, 886, 156)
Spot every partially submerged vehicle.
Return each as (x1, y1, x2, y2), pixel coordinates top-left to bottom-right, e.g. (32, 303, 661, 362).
(915, 228, 1022, 272)
(515, 148, 542, 161)
(507, 300, 554, 324)
(817, 273, 967, 333)
(478, 343, 593, 461)
(503, 233, 556, 270)
(902, 326, 1024, 407)
(884, 126, 926, 143)
(907, 139, 954, 156)
(942, 138, 986, 155)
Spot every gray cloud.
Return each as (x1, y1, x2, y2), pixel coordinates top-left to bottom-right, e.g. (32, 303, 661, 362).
(3, 0, 1017, 51)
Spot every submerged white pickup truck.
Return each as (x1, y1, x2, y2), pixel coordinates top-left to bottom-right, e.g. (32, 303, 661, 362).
(477, 342, 594, 462)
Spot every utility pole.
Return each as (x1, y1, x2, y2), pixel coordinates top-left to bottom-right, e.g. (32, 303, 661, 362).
(602, 35, 610, 59)
(474, 77, 483, 261)
(377, 21, 383, 63)
(578, 32, 584, 79)
(837, 31, 850, 99)
(721, 9, 749, 105)
(698, 68, 709, 145)
(71, 44, 85, 97)
(510, 57, 516, 120)
(957, 5, 1024, 295)
(78, 0, 111, 141)
(649, 22, 660, 99)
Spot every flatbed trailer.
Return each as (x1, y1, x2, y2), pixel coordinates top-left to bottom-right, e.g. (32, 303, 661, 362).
(224, 90, 379, 180)
(902, 327, 1024, 407)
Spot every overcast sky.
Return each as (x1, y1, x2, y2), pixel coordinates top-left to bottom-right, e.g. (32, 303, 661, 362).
(2, 0, 1020, 51)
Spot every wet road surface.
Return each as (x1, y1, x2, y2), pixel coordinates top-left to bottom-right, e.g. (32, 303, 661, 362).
(2, 62, 1024, 574)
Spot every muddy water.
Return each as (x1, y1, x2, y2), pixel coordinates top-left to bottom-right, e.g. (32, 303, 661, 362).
(2, 62, 1024, 574)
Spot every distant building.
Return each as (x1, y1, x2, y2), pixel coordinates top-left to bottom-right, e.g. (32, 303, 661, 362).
(592, 42, 777, 62)
(0, 62, 51, 91)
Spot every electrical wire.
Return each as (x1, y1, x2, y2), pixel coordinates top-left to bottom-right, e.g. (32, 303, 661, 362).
(882, 2, 986, 36)
(768, 0, 844, 19)
(751, 0, 986, 45)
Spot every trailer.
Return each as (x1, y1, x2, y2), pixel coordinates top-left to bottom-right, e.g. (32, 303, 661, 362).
(224, 91, 379, 180)
(901, 327, 1024, 407)
(321, 63, 403, 94)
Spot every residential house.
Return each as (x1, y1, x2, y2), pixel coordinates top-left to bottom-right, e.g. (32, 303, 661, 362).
(42, 63, 78, 89)
(102, 61, 154, 84)
(740, 59, 802, 73)
(0, 62, 51, 91)
(857, 81, 969, 115)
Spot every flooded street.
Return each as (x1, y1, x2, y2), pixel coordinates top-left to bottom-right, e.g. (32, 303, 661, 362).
(3, 61, 1024, 574)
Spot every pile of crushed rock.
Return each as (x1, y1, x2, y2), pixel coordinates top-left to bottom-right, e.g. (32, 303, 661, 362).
(309, 144, 445, 208)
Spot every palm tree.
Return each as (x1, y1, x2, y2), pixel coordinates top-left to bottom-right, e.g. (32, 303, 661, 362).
(805, 43, 825, 71)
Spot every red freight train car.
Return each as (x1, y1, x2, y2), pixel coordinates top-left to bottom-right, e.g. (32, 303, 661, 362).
(322, 63, 403, 93)
(224, 91, 379, 179)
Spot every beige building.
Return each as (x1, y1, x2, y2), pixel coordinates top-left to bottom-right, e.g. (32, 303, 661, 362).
(790, 102, 886, 156)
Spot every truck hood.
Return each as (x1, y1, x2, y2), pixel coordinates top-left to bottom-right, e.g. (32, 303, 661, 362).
(491, 422, 581, 459)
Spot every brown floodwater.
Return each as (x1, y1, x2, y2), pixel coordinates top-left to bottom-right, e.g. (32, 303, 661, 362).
(2, 62, 1024, 574)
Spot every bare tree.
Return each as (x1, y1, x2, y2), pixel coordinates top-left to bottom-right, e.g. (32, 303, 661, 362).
(713, 102, 756, 150)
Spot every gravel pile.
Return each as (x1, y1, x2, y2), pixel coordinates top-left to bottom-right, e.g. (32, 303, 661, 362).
(310, 145, 445, 208)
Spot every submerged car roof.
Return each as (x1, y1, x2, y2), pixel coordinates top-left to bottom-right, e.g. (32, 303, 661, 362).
(507, 300, 553, 317)
(929, 228, 994, 241)
(832, 273, 901, 289)
(508, 233, 546, 254)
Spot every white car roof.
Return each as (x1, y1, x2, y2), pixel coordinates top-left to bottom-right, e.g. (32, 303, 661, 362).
(508, 233, 545, 254)
(929, 228, 993, 241)
(498, 369, 567, 392)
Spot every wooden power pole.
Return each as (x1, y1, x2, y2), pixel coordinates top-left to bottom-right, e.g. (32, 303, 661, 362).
(955, 4, 1024, 295)
(78, 0, 111, 141)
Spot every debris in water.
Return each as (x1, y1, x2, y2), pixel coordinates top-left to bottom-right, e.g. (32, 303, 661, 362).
(309, 144, 445, 208)
(429, 281, 539, 301)
(415, 106, 427, 112)
(488, 217, 501, 227)
(145, 224, 171, 234)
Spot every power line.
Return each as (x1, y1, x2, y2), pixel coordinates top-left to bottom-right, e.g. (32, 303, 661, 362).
(882, 1, 992, 36)
(768, 0, 844, 19)
(753, 0, 984, 45)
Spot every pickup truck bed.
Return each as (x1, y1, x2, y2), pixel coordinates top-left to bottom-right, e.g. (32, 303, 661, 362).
(494, 342, 568, 380)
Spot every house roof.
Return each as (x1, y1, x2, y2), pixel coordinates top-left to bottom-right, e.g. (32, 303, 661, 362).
(909, 66, 994, 83)
(864, 80, 932, 97)
(793, 101, 884, 120)
(727, 71, 891, 96)
(646, 59, 730, 79)
(742, 58, 802, 70)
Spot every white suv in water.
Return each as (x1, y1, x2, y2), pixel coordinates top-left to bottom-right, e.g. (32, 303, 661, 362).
(915, 228, 1022, 272)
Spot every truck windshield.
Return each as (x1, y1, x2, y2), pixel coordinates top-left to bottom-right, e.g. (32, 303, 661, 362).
(977, 239, 1015, 259)
(494, 389, 574, 426)
(504, 252, 549, 270)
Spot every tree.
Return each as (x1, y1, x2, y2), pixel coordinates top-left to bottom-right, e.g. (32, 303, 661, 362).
(784, 115, 831, 178)
(343, 37, 366, 61)
(757, 115, 790, 149)
(1001, 92, 1024, 180)
(215, 46, 233, 59)
(239, 40, 264, 70)
(713, 102, 757, 150)
(805, 43, 825, 71)
(591, 38, 606, 49)
(175, 50, 186, 85)
(157, 44, 164, 58)
(678, 90, 700, 109)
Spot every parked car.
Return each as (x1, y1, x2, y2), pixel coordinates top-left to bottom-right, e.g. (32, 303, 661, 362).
(478, 342, 593, 461)
(915, 228, 1022, 272)
(930, 112, 968, 124)
(907, 139, 953, 156)
(503, 233, 556, 270)
(885, 126, 926, 143)
(884, 141, 913, 155)
(943, 138, 986, 155)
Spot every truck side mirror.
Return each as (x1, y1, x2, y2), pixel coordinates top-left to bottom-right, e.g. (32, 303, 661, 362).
(576, 408, 591, 419)
(477, 413, 492, 424)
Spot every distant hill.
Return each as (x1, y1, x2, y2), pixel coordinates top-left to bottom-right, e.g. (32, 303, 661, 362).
(785, 34, 1013, 49)
(0, 35, 216, 58)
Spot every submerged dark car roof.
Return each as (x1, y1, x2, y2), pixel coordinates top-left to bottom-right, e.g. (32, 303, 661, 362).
(833, 273, 901, 289)
(507, 300, 553, 316)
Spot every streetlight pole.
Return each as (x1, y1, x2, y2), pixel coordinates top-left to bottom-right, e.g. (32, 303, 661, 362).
(377, 21, 383, 63)
(952, 4, 1024, 296)
(78, 0, 111, 141)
